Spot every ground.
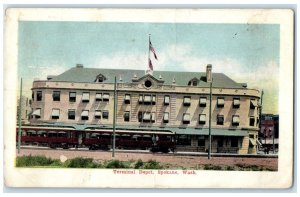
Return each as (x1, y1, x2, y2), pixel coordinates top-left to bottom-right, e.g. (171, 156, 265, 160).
(17, 148, 278, 170)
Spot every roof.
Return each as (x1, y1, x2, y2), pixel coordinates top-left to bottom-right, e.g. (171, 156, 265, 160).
(50, 67, 245, 89)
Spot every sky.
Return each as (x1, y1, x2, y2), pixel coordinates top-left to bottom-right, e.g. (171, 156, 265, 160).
(18, 21, 279, 114)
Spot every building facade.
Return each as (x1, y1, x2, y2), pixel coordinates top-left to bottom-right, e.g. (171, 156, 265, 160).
(30, 64, 261, 154)
(259, 114, 279, 152)
(17, 96, 31, 125)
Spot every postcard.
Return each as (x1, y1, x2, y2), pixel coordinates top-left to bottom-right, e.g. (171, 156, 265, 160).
(3, 8, 294, 188)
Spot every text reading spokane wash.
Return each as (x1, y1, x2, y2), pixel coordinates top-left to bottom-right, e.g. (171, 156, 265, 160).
(113, 169, 196, 175)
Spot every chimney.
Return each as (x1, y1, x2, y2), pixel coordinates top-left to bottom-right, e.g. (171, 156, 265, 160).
(206, 64, 212, 82)
(76, 64, 83, 68)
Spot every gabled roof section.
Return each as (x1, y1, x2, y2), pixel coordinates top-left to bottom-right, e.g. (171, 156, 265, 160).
(132, 73, 164, 83)
(49, 66, 246, 88)
(95, 73, 107, 82)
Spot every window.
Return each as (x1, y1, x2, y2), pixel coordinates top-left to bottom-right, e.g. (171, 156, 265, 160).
(143, 112, 151, 122)
(51, 109, 60, 119)
(151, 112, 156, 123)
(152, 95, 156, 105)
(124, 94, 131, 104)
(68, 110, 75, 120)
(183, 96, 191, 107)
(182, 113, 190, 124)
(95, 110, 101, 119)
(103, 93, 110, 102)
(139, 95, 143, 104)
(32, 108, 41, 119)
(81, 110, 89, 120)
(192, 80, 198, 86)
(232, 115, 240, 126)
(144, 80, 152, 88)
(217, 115, 224, 125)
(138, 111, 143, 122)
(95, 93, 102, 101)
(52, 91, 60, 101)
(69, 92, 76, 102)
(82, 92, 90, 103)
(37, 91, 42, 101)
(256, 117, 260, 126)
(163, 112, 169, 123)
(231, 138, 238, 147)
(32, 92, 34, 101)
(144, 95, 151, 105)
(124, 111, 130, 122)
(233, 98, 240, 109)
(250, 99, 257, 109)
(249, 116, 255, 126)
(102, 111, 109, 119)
(217, 98, 224, 108)
(199, 97, 206, 107)
(164, 95, 170, 105)
(199, 114, 206, 125)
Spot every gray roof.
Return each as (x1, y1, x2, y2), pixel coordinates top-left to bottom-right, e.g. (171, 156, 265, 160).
(50, 67, 245, 89)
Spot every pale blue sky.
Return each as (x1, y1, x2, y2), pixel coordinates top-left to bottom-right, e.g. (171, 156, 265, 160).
(18, 22, 279, 113)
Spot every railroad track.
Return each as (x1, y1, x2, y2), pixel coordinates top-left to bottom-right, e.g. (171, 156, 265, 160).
(19, 145, 278, 158)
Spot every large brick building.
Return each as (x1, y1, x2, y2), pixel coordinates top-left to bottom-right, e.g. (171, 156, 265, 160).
(30, 64, 261, 154)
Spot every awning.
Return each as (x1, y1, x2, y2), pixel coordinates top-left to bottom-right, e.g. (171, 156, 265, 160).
(233, 99, 240, 106)
(103, 93, 110, 100)
(200, 97, 207, 105)
(96, 93, 102, 99)
(184, 97, 191, 104)
(251, 100, 258, 107)
(95, 111, 101, 116)
(144, 95, 151, 102)
(164, 113, 169, 120)
(183, 114, 190, 121)
(256, 139, 262, 146)
(174, 128, 248, 136)
(52, 109, 60, 116)
(233, 116, 240, 123)
(125, 94, 130, 100)
(152, 95, 156, 102)
(69, 92, 76, 98)
(143, 112, 151, 120)
(139, 95, 143, 102)
(249, 138, 256, 146)
(32, 109, 41, 116)
(82, 93, 90, 101)
(164, 96, 170, 104)
(199, 114, 206, 122)
(81, 110, 89, 117)
(217, 98, 224, 105)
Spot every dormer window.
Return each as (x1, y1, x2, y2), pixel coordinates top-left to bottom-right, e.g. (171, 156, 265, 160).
(188, 78, 199, 86)
(95, 74, 107, 83)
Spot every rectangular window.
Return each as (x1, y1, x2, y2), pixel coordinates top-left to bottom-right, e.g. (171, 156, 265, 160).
(152, 95, 156, 105)
(232, 115, 240, 126)
(217, 97, 224, 108)
(81, 110, 89, 120)
(69, 92, 76, 102)
(32, 92, 34, 101)
(163, 112, 169, 123)
(182, 113, 190, 124)
(250, 99, 257, 109)
(52, 91, 60, 101)
(199, 114, 206, 125)
(151, 112, 156, 123)
(103, 93, 110, 102)
(138, 111, 143, 122)
(143, 112, 151, 122)
(217, 115, 224, 125)
(68, 110, 75, 120)
(164, 95, 170, 105)
(199, 97, 206, 107)
(37, 91, 42, 101)
(249, 116, 255, 126)
(233, 98, 240, 109)
(144, 95, 151, 105)
(183, 96, 191, 106)
(124, 94, 131, 104)
(231, 138, 238, 147)
(51, 109, 60, 119)
(102, 111, 109, 119)
(139, 95, 143, 104)
(95, 110, 101, 119)
(95, 93, 102, 101)
(124, 111, 130, 122)
(32, 108, 41, 119)
(82, 92, 90, 103)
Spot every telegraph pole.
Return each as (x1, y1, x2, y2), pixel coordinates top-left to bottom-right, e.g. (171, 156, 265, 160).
(17, 78, 23, 154)
(112, 76, 117, 157)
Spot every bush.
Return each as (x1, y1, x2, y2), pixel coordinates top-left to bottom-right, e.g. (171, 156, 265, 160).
(143, 160, 162, 169)
(134, 159, 144, 169)
(105, 160, 129, 169)
(204, 164, 222, 170)
(16, 155, 59, 167)
(63, 157, 99, 168)
(225, 166, 235, 171)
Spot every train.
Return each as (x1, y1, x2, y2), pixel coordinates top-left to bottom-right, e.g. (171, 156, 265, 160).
(16, 125, 176, 153)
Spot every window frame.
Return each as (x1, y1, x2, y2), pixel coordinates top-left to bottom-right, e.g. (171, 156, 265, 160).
(124, 111, 130, 122)
(233, 98, 240, 109)
(36, 91, 42, 101)
(81, 110, 89, 121)
(82, 92, 90, 103)
(217, 97, 225, 108)
(199, 114, 206, 125)
(52, 91, 61, 101)
(102, 110, 109, 119)
(51, 108, 60, 119)
(182, 113, 191, 124)
(217, 114, 224, 125)
(164, 95, 170, 105)
(232, 115, 240, 126)
(183, 96, 191, 107)
(69, 92, 76, 102)
(68, 109, 76, 120)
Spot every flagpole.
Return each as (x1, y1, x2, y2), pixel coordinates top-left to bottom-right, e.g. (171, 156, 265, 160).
(148, 34, 151, 72)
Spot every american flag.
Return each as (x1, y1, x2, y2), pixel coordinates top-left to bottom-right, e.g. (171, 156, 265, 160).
(149, 59, 153, 70)
(150, 41, 158, 60)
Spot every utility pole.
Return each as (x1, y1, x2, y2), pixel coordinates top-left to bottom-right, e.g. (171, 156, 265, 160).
(17, 78, 23, 154)
(112, 76, 117, 157)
